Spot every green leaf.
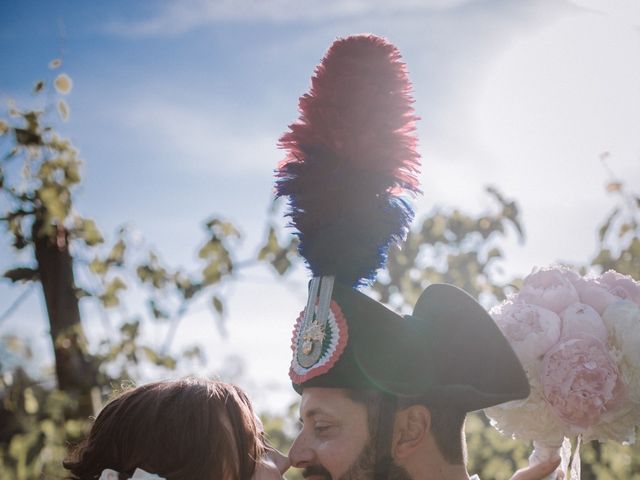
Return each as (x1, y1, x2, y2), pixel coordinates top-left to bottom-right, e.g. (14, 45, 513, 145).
(258, 227, 279, 260)
(205, 218, 241, 239)
(271, 253, 292, 276)
(3, 267, 38, 283)
(23, 388, 39, 414)
(141, 346, 160, 363)
(430, 214, 447, 239)
(486, 247, 502, 260)
(198, 238, 222, 259)
(120, 321, 140, 339)
(64, 419, 86, 438)
(89, 258, 108, 275)
(99, 277, 126, 308)
(77, 218, 103, 246)
(182, 346, 204, 362)
(148, 299, 169, 320)
(592, 248, 613, 268)
(136, 265, 152, 282)
(33, 80, 45, 93)
(74, 287, 92, 299)
(64, 159, 81, 185)
(212, 296, 224, 315)
(202, 263, 222, 285)
(12, 233, 29, 250)
(38, 184, 67, 221)
(618, 223, 635, 238)
(57, 100, 70, 121)
(14, 127, 42, 146)
(175, 276, 200, 300)
(142, 347, 176, 369)
(107, 239, 126, 263)
(630, 237, 640, 258)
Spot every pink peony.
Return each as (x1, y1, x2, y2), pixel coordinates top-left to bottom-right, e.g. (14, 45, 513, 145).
(541, 336, 625, 429)
(554, 266, 582, 284)
(560, 302, 608, 342)
(492, 301, 561, 364)
(573, 277, 620, 315)
(519, 268, 580, 314)
(599, 270, 640, 305)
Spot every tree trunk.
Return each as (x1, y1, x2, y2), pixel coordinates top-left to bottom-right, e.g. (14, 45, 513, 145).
(33, 217, 95, 415)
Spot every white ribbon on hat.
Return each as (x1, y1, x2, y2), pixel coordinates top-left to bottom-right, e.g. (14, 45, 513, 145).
(99, 468, 165, 480)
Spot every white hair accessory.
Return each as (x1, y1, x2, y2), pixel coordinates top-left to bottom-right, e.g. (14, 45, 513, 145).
(99, 468, 165, 480)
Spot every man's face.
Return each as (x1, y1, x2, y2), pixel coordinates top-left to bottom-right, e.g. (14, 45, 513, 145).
(289, 388, 412, 480)
(289, 388, 370, 479)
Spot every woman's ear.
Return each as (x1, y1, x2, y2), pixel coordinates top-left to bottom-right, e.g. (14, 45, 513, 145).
(392, 405, 430, 459)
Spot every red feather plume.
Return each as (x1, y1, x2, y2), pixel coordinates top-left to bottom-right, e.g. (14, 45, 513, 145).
(276, 34, 421, 286)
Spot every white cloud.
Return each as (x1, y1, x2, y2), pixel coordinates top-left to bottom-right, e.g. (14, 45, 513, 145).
(120, 97, 282, 175)
(569, 0, 640, 26)
(104, 0, 479, 37)
(468, 12, 640, 271)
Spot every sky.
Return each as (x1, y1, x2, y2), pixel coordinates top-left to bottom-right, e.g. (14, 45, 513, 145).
(1, 0, 640, 412)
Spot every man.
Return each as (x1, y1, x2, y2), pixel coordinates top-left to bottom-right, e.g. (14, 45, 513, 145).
(275, 35, 562, 480)
(286, 284, 562, 480)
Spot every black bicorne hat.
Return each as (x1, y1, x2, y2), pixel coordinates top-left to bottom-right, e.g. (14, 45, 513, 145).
(289, 281, 530, 412)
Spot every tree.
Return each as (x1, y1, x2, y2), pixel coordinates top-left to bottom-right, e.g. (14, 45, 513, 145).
(1, 67, 98, 419)
(0, 63, 297, 478)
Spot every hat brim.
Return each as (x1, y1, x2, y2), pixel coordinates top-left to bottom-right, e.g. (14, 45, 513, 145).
(353, 284, 530, 411)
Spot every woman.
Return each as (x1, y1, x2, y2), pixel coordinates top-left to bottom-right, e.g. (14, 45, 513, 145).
(63, 377, 289, 480)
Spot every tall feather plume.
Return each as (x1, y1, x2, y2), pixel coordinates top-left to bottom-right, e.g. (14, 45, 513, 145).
(276, 34, 421, 286)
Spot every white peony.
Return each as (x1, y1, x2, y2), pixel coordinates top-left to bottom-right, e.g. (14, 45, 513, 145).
(603, 300, 640, 403)
(560, 302, 608, 342)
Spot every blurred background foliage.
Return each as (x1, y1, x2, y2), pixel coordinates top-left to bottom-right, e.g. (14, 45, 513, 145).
(1, 66, 638, 479)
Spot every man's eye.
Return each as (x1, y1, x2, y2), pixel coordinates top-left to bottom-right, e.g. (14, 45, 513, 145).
(313, 425, 331, 434)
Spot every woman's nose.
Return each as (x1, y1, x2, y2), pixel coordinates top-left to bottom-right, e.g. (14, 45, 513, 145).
(270, 448, 291, 474)
(252, 448, 291, 480)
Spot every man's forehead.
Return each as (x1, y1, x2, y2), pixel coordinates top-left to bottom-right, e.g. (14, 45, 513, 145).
(299, 388, 359, 418)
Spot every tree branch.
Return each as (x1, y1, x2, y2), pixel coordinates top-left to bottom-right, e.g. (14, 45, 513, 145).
(0, 283, 36, 327)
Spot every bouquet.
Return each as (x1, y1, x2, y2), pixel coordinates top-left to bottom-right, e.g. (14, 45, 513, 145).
(485, 266, 640, 477)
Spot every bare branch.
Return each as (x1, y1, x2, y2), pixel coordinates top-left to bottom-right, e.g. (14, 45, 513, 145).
(0, 283, 36, 327)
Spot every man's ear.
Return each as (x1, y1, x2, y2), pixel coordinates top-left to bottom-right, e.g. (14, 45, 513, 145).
(392, 405, 430, 459)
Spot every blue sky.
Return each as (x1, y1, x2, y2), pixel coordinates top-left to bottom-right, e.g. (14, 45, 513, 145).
(2, 0, 640, 411)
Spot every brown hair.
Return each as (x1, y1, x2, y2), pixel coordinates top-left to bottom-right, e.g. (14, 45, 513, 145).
(348, 390, 466, 465)
(63, 378, 264, 480)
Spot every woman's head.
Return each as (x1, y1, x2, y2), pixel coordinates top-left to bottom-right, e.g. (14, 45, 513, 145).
(64, 378, 285, 480)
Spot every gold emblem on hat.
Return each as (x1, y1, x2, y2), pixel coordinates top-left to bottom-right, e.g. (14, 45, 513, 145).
(301, 322, 325, 355)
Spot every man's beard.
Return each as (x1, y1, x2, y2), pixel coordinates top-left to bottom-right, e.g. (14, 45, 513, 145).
(301, 441, 411, 480)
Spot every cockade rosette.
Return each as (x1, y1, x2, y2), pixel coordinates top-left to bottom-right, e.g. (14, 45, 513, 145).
(485, 266, 640, 473)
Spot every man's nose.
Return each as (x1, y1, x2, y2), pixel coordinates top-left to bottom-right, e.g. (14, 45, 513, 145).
(288, 432, 315, 467)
